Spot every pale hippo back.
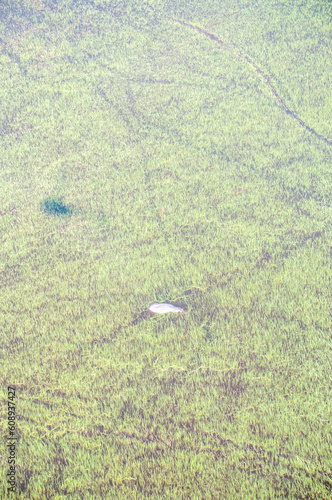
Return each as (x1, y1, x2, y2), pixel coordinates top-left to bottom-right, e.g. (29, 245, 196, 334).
(148, 303, 185, 314)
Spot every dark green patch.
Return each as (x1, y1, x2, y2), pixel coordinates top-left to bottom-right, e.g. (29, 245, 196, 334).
(42, 198, 73, 217)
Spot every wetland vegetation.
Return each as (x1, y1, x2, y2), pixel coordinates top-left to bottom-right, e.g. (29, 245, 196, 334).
(0, 0, 331, 497)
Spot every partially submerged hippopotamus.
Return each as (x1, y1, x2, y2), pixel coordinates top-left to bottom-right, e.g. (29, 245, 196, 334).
(148, 303, 186, 315)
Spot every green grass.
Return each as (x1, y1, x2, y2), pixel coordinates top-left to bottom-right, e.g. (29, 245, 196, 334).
(0, 0, 331, 498)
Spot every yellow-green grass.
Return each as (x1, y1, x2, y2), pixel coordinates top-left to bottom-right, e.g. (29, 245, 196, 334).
(0, 0, 331, 498)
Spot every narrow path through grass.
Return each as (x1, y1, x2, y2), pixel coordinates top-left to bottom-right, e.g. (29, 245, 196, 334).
(174, 18, 332, 147)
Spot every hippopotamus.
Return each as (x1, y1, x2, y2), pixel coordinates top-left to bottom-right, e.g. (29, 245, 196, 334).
(148, 303, 186, 315)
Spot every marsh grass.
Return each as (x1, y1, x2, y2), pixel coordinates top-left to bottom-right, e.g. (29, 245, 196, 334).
(0, 0, 331, 498)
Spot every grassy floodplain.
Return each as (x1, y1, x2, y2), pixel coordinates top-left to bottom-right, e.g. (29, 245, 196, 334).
(0, 0, 331, 498)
